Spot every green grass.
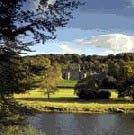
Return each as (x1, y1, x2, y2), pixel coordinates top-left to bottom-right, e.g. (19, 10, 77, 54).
(58, 80, 77, 88)
(14, 88, 134, 113)
(110, 90, 118, 99)
(14, 88, 119, 101)
(14, 88, 77, 99)
(13, 80, 134, 113)
(101, 89, 118, 99)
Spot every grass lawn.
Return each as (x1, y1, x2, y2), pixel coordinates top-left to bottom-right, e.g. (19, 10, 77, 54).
(14, 88, 77, 100)
(14, 88, 134, 113)
(58, 80, 77, 88)
(101, 89, 118, 99)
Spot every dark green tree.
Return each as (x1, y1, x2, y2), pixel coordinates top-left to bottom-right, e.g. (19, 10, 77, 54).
(0, 0, 82, 96)
(23, 55, 62, 100)
(0, 52, 33, 100)
(116, 62, 134, 99)
(0, 0, 82, 118)
(74, 75, 111, 100)
(74, 76, 100, 99)
(100, 76, 117, 89)
(108, 62, 120, 79)
(0, 0, 82, 53)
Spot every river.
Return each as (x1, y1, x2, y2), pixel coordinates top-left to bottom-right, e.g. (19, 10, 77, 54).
(27, 112, 134, 135)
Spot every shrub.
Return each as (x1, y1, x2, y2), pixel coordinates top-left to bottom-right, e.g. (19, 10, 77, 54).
(77, 89, 98, 100)
(74, 76, 111, 100)
(74, 77, 100, 100)
(0, 125, 45, 135)
(98, 91, 111, 99)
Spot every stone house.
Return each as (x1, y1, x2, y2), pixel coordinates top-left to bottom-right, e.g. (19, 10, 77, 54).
(62, 69, 89, 80)
(62, 69, 107, 81)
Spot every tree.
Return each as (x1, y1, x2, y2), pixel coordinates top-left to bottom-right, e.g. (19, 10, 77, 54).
(39, 63, 62, 100)
(100, 75, 117, 89)
(74, 76, 100, 99)
(74, 76, 111, 100)
(108, 62, 120, 79)
(0, 0, 82, 53)
(0, 52, 32, 99)
(0, 51, 39, 117)
(0, 0, 82, 104)
(116, 62, 134, 99)
(18, 55, 62, 100)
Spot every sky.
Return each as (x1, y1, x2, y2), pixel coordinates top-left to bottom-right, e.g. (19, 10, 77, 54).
(28, 0, 134, 55)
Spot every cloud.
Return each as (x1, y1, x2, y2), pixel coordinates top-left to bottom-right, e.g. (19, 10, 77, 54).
(47, 0, 56, 5)
(79, 0, 134, 16)
(60, 45, 76, 54)
(103, 50, 115, 55)
(75, 34, 134, 54)
(33, 0, 56, 10)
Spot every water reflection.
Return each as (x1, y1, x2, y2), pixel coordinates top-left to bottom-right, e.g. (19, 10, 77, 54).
(28, 113, 134, 135)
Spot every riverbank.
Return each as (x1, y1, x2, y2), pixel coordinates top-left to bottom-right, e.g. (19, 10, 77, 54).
(14, 101, 134, 113)
(14, 89, 134, 114)
(16, 99, 134, 114)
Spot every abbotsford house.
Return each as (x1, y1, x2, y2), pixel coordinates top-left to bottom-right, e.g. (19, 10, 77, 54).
(62, 68, 107, 81)
(62, 69, 99, 80)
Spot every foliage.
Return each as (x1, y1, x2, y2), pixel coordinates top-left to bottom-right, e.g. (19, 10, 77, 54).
(29, 53, 134, 100)
(74, 73, 113, 100)
(103, 61, 134, 100)
(113, 62, 134, 98)
(23, 55, 51, 76)
(0, 0, 82, 112)
(0, 52, 36, 100)
(98, 91, 111, 99)
(0, 0, 82, 53)
(0, 125, 45, 135)
(74, 77, 100, 99)
(39, 63, 62, 99)
(108, 62, 121, 79)
(23, 55, 62, 99)
(26, 53, 134, 73)
(0, 0, 82, 100)
(100, 76, 117, 89)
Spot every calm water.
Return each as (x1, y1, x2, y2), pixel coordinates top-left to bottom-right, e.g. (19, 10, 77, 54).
(27, 113, 134, 135)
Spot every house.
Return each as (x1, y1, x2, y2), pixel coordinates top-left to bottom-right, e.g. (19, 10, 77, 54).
(62, 69, 89, 80)
(62, 68, 107, 81)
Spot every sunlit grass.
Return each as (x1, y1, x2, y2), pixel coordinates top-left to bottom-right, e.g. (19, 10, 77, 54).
(14, 88, 77, 99)
(14, 88, 134, 113)
(101, 89, 118, 99)
(13, 80, 134, 113)
(110, 90, 118, 99)
(58, 80, 77, 88)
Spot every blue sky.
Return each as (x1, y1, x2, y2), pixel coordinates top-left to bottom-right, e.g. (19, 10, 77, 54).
(28, 0, 134, 55)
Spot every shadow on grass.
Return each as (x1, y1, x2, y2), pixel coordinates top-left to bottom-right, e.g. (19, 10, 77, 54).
(16, 97, 79, 103)
(15, 97, 134, 104)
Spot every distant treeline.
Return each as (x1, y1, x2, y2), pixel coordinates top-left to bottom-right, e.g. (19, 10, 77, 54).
(22, 53, 134, 99)
(23, 53, 134, 72)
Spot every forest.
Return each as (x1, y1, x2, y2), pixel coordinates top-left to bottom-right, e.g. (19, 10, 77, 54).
(23, 53, 134, 100)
